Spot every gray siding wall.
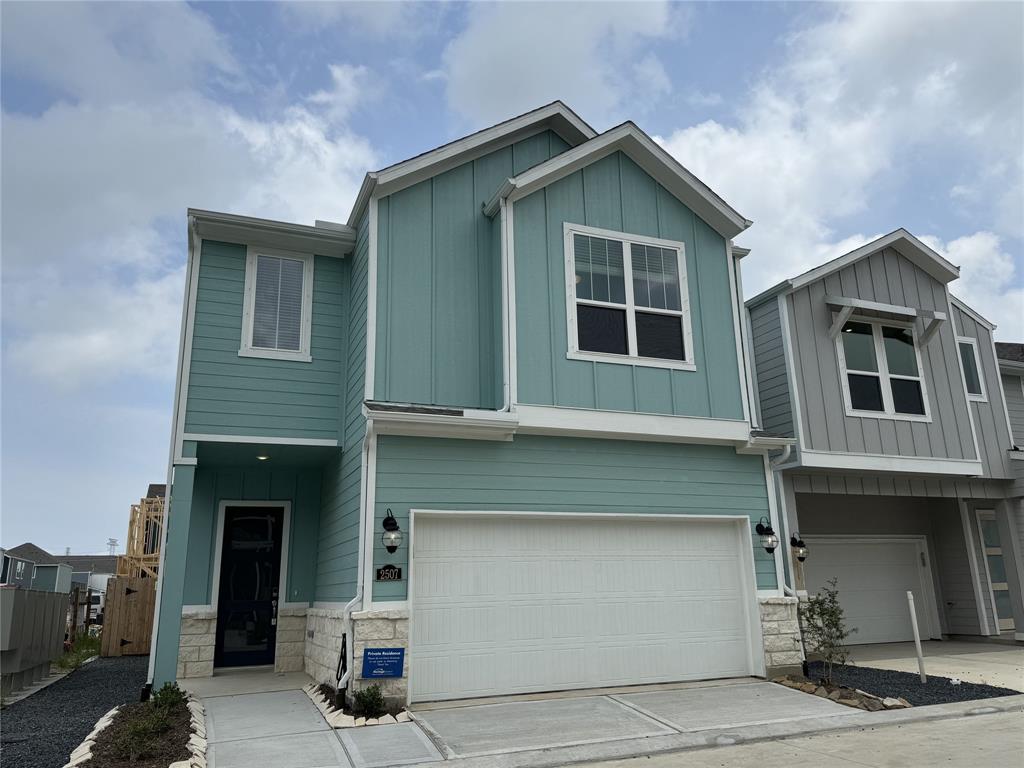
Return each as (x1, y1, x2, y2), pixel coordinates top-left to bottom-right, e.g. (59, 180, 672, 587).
(795, 493, 982, 635)
(1002, 372, 1024, 446)
(749, 299, 793, 436)
(787, 247, 976, 460)
(951, 304, 1013, 478)
(788, 472, 1009, 500)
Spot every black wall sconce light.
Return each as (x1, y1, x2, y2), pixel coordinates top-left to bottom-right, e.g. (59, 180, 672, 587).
(790, 533, 808, 562)
(755, 516, 779, 554)
(382, 509, 403, 554)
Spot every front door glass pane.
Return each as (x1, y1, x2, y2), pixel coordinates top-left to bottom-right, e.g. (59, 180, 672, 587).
(987, 554, 1007, 584)
(994, 590, 1013, 620)
(979, 517, 1000, 548)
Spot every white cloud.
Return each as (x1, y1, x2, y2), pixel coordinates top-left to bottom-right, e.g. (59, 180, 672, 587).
(2, 4, 376, 386)
(654, 2, 1022, 337)
(441, 1, 684, 128)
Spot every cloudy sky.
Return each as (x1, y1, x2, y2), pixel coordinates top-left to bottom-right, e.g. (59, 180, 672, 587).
(2, 1, 1021, 555)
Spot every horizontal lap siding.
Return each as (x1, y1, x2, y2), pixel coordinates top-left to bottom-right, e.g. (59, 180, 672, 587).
(514, 151, 744, 419)
(1001, 373, 1024, 445)
(372, 434, 775, 601)
(952, 305, 1013, 478)
(749, 299, 793, 436)
(788, 472, 1008, 499)
(788, 248, 975, 460)
(184, 466, 321, 606)
(184, 240, 344, 441)
(316, 212, 370, 601)
(375, 130, 569, 409)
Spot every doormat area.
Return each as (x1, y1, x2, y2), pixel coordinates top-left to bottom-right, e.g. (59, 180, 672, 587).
(806, 662, 1021, 706)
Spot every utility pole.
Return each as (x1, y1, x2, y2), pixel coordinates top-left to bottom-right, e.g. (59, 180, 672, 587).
(107, 538, 118, 556)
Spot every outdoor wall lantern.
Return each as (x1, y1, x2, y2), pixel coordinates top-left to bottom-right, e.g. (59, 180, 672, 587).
(790, 533, 809, 562)
(755, 517, 779, 554)
(382, 509, 403, 554)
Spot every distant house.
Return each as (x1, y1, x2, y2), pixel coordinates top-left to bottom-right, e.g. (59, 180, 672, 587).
(5, 543, 73, 594)
(0, 548, 33, 589)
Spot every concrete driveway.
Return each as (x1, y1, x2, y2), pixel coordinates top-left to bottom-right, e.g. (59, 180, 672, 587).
(846, 640, 1024, 690)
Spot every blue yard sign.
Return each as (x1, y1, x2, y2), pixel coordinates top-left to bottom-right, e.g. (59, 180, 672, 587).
(361, 647, 405, 678)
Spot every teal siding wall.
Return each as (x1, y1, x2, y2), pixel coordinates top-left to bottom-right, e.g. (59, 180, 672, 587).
(184, 240, 345, 441)
(182, 465, 321, 606)
(374, 130, 571, 409)
(316, 211, 370, 601)
(371, 434, 776, 601)
(514, 152, 744, 419)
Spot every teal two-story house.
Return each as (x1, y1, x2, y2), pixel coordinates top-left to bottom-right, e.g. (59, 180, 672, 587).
(149, 102, 798, 705)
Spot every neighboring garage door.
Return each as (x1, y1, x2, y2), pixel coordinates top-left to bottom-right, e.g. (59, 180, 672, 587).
(409, 513, 760, 702)
(803, 537, 940, 645)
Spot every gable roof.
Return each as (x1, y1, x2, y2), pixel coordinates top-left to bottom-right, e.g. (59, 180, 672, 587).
(482, 121, 751, 240)
(747, 229, 960, 307)
(346, 101, 596, 227)
(6, 542, 57, 565)
(62, 555, 119, 574)
(146, 483, 166, 499)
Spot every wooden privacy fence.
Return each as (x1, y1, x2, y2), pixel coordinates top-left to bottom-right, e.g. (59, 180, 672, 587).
(100, 576, 156, 657)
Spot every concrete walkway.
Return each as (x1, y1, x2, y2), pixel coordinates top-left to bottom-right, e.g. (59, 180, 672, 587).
(846, 640, 1024, 690)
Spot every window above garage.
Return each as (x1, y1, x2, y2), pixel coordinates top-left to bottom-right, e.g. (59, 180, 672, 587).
(564, 223, 695, 371)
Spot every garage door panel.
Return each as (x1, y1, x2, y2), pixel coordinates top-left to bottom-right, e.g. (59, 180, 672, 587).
(803, 539, 934, 645)
(410, 515, 756, 701)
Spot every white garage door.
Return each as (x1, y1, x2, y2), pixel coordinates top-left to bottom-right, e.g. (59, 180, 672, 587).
(803, 537, 939, 645)
(410, 514, 759, 702)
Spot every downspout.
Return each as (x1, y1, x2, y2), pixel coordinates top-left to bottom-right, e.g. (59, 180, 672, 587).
(499, 195, 513, 413)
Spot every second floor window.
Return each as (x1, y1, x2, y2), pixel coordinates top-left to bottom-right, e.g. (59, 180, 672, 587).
(240, 248, 314, 362)
(837, 319, 929, 420)
(957, 337, 987, 401)
(565, 225, 694, 370)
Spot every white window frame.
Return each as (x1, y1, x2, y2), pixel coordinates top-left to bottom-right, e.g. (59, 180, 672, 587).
(563, 223, 695, 372)
(956, 336, 987, 402)
(835, 314, 931, 422)
(239, 245, 314, 363)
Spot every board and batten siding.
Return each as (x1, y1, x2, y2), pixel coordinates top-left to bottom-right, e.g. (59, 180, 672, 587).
(748, 299, 794, 436)
(1001, 372, 1024, 446)
(374, 130, 571, 410)
(316, 211, 371, 601)
(184, 240, 345, 442)
(951, 304, 1013, 479)
(183, 465, 321, 606)
(786, 247, 975, 460)
(513, 151, 744, 419)
(371, 434, 776, 602)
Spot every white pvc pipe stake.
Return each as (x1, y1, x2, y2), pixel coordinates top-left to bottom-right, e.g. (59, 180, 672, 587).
(907, 590, 927, 683)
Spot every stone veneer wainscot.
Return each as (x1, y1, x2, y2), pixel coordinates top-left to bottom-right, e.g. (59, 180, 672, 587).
(177, 607, 307, 677)
(758, 596, 804, 674)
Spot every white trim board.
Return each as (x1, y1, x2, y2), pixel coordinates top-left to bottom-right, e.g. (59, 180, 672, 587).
(514, 404, 752, 444)
(959, 500, 995, 635)
(796, 449, 983, 477)
(181, 433, 338, 447)
(956, 336, 988, 403)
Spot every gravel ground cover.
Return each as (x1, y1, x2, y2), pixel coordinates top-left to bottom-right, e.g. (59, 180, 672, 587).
(807, 661, 1021, 706)
(1, 656, 148, 768)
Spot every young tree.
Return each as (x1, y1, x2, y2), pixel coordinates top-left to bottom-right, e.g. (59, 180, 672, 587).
(799, 577, 855, 685)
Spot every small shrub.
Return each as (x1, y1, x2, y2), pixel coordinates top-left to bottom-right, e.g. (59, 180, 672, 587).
(353, 685, 387, 718)
(151, 682, 186, 711)
(57, 633, 101, 670)
(800, 577, 856, 686)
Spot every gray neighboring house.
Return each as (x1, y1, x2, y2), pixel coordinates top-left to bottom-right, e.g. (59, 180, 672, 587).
(5, 543, 73, 594)
(747, 229, 1024, 644)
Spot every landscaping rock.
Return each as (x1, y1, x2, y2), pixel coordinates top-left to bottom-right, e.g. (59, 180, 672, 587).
(883, 697, 910, 709)
(814, 686, 828, 697)
(396, 711, 410, 722)
(827, 689, 843, 701)
(355, 717, 366, 726)
(328, 711, 356, 729)
(377, 714, 397, 725)
(863, 698, 885, 712)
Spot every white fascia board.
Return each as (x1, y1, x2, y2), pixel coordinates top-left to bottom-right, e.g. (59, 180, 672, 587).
(353, 102, 596, 223)
(500, 123, 751, 239)
(797, 448, 984, 477)
(745, 280, 792, 308)
(181, 433, 339, 447)
(998, 360, 1024, 376)
(950, 294, 997, 331)
(365, 407, 519, 442)
(189, 208, 355, 257)
(515, 404, 752, 444)
(788, 229, 959, 293)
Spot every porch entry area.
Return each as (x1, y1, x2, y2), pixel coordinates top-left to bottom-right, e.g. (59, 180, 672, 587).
(215, 505, 284, 668)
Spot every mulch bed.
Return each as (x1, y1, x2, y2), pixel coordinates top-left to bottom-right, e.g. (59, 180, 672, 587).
(0, 656, 147, 768)
(807, 661, 1022, 706)
(86, 698, 191, 768)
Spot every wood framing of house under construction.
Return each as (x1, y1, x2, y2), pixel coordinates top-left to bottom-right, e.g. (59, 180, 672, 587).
(117, 488, 164, 579)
